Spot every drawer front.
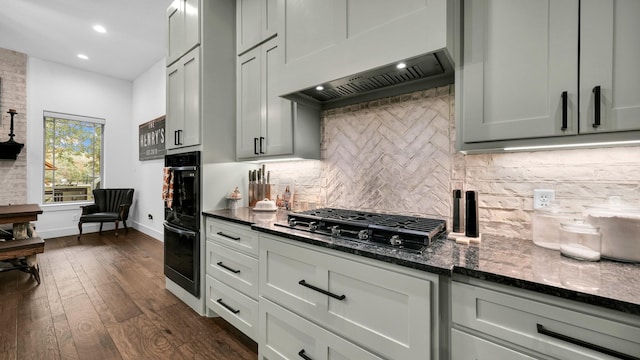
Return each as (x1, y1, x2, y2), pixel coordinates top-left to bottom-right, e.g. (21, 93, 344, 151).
(206, 241, 258, 298)
(451, 329, 538, 360)
(260, 235, 432, 360)
(260, 298, 383, 360)
(206, 218, 258, 256)
(452, 281, 640, 360)
(206, 275, 258, 341)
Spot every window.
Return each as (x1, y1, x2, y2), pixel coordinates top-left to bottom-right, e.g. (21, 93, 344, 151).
(43, 111, 104, 204)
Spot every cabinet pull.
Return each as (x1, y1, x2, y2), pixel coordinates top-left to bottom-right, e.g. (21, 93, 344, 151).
(298, 349, 312, 360)
(216, 231, 241, 241)
(174, 130, 179, 145)
(253, 137, 259, 155)
(561, 91, 568, 131)
(216, 298, 240, 314)
(536, 324, 639, 360)
(259, 136, 265, 154)
(593, 85, 601, 128)
(298, 280, 346, 300)
(216, 261, 240, 274)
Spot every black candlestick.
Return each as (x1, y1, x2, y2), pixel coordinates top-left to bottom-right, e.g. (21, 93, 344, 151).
(7, 109, 17, 142)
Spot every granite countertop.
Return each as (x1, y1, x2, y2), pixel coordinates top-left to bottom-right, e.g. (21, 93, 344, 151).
(203, 208, 640, 316)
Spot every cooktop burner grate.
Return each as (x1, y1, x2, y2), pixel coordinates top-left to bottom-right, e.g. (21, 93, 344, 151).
(284, 208, 447, 252)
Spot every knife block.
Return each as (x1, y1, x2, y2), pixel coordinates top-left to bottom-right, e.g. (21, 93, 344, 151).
(249, 183, 271, 207)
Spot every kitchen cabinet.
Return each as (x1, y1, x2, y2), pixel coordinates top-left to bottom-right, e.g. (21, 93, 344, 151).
(236, 0, 277, 55)
(451, 277, 640, 359)
(259, 234, 438, 360)
(167, 0, 200, 66)
(260, 297, 383, 360)
(205, 218, 259, 341)
(276, 0, 455, 98)
(165, 0, 236, 162)
(459, 0, 640, 150)
(166, 46, 201, 150)
(236, 37, 320, 160)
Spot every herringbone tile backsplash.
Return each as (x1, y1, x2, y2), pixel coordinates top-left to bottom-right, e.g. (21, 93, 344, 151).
(321, 87, 452, 219)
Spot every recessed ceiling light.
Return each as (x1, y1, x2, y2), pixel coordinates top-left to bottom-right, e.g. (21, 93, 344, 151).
(316, 85, 324, 91)
(93, 25, 107, 34)
(396, 62, 407, 69)
(77, 54, 89, 60)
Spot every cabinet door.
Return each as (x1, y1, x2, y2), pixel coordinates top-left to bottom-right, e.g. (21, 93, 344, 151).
(167, 46, 201, 150)
(237, 0, 262, 55)
(262, 40, 293, 156)
(167, 0, 200, 66)
(167, 1, 185, 66)
(237, 48, 262, 158)
(207, 241, 258, 298)
(451, 329, 538, 360)
(580, 0, 640, 134)
(461, 0, 579, 143)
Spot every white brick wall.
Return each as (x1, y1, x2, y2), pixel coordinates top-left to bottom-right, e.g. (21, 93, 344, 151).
(0, 48, 27, 205)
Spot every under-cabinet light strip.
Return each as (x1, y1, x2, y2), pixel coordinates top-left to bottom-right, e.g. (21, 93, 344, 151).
(504, 140, 640, 151)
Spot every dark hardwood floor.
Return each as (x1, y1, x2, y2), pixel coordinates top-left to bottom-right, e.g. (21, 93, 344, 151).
(0, 229, 258, 360)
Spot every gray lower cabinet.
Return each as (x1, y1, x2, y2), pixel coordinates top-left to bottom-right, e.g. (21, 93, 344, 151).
(259, 234, 438, 360)
(451, 278, 640, 359)
(205, 218, 259, 341)
(459, 0, 640, 150)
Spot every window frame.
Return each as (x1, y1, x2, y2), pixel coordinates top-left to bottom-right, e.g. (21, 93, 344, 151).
(42, 111, 105, 205)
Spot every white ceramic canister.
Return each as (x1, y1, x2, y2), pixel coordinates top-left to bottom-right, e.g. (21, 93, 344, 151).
(532, 202, 576, 250)
(584, 196, 640, 262)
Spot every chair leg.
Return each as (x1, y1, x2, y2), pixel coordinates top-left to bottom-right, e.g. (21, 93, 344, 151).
(114, 221, 120, 237)
(77, 221, 83, 240)
(99, 222, 103, 235)
(123, 220, 129, 234)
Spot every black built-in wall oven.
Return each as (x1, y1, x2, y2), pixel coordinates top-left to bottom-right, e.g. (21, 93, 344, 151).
(164, 151, 200, 297)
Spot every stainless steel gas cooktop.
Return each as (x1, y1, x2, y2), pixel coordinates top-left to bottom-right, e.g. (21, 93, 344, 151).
(279, 208, 447, 253)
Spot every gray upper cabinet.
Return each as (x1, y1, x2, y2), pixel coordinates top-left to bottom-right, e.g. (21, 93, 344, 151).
(236, 0, 278, 55)
(237, 38, 319, 160)
(167, 46, 201, 150)
(459, 0, 640, 150)
(276, 0, 454, 97)
(579, 0, 640, 135)
(167, 0, 200, 66)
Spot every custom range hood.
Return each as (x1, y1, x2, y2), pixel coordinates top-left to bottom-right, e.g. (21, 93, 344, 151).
(282, 50, 454, 110)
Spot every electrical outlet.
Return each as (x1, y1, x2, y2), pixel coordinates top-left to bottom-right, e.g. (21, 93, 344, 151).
(148, 214, 153, 220)
(533, 189, 555, 209)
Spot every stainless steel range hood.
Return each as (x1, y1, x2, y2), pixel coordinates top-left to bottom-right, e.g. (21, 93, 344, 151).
(281, 50, 454, 110)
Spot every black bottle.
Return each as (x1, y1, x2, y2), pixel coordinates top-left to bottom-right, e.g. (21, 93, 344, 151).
(465, 190, 479, 238)
(452, 190, 462, 233)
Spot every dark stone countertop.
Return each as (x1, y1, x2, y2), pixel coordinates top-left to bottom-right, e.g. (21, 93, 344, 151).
(203, 208, 640, 316)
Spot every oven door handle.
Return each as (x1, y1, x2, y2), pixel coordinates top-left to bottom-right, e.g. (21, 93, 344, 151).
(163, 222, 196, 236)
(167, 166, 198, 172)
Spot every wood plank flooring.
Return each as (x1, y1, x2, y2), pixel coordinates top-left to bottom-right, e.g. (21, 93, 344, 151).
(0, 229, 258, 360)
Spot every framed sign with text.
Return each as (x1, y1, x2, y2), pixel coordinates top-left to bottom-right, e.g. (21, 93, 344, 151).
(138, 115, 166, 161)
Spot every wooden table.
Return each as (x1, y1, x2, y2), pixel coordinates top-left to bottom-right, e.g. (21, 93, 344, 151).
(0, 204, 44, 284)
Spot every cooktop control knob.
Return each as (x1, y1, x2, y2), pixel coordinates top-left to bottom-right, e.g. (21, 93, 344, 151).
(331, 226, 341, 237)
(288, 218, 297, 227)
(389, 235, 403, 246)
(309, 222, 318, 231)
(358, 230, 369, 240)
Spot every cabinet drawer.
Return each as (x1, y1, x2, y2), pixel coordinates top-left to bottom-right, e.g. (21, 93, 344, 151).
(260, 298, 383, 360)
(206, 218, 258, 256)
(260, 235, 432, 360)
(451, 329, 538, 360)
(452, 281, 640, 360)
(206, 275, 258, 341)
(206, 241, 258, 299)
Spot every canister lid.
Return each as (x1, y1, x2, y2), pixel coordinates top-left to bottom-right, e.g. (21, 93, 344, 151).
(584, 196, 640, 219)
(560, 219, 599, 234)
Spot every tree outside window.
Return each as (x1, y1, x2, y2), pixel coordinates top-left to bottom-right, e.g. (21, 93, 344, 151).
(43, 112, 104, 203)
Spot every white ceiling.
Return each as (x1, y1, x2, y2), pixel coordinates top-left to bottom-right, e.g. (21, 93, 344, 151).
(0, 0, 174, 81)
